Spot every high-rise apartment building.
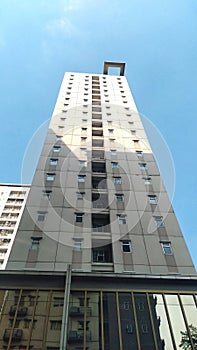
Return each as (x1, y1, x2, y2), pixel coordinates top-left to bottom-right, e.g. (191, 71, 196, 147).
(0, 184, 29, 269)
(0, 62, 196, 350)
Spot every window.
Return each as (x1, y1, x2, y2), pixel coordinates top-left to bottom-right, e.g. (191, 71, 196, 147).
(79, 160, 86, 168)
(126, 324, 133, 334)
(112, 162, 119, 169)
(73, 239, 82, 251)
(46, 173, 55, 181)
(113, 177, 121, 185)
(37, 211, 47, 222)
(58, 126, 64, 129)
(110, 149, 117, 156)
(80, 147, 87, 154)
(56, 135, 62, 140)
(93, 250, 105, 262)
(53, 297, 64, 307)
(161, 242, 173, 255)
(121, 240, 131, 252)
(81, 137, 87, 143)
(154, 216, 164, 227)
(81, 127, 87, 132)
(78, 175, 86, 183)
(50, 159, 58, 165)
(115, 194, 124, 202)
(143, 177, 151, 185)
(123, 301, 130, 310)
(82, 119, 87, 123)
(50, 321, 62, 330)
(53, 146, 60, 153)
(108, 129, 114, 134)
(148, 195, 157, 205)
(118, 214, 127, 224)
(141, 324, 148, 333)
(43, 190, 52, 198)
(136, 151, 143, 157)
(138, 302, 145, 311)
(109, 138, 115, 144)
(31, 239, 40, 250)
(76, 192, 85, 200)
(60, 117, 66, 120)
(139, 163, 147, 170)
(75, 213, 84, 223)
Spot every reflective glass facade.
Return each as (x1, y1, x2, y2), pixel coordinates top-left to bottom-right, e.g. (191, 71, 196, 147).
(0, 287, 196, 350)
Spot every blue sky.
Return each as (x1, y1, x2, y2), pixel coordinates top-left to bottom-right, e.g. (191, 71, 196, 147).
(0, 0, 196, 268)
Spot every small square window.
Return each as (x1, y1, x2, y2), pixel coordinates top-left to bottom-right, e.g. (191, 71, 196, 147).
(136, 151, 143, 158)
(141, 324, 148, 333)
(110, 149, 117, 156)
(80, 147, 87, 154)
(58, 126, 64, 129)
(31, 239, 40, 250)
(56, 135, 62, 141)
(118, 214, 127, 224)
(148, 195, 157, 205)
(154, 216, 164, 227)
(60, 117, 66, 121)
(112, 162, 119, 169)
(82, 119, 87, 123)
(46, 174, 55, 181)
(75, 213, 84, 223)
(139, 163, 147, 170)
(161, 242, 172, 255)
(73, 239, 82, 251)
(113, 177, 121, 185)
(37, 212, 47, 222)
(81, 127, 87, 132)
(143, 177, 151, 185)
(115, 194, 124, 202)
(50, 159, 58, 165)
(121, 240, 131, 252)
(81, 137, 87, 143)
(77, 192, 85, 200)
(78, 175, 86, 183)
(43, 190, 52, 198)
(53, 146, 61, 153)
(79, 160, 86, 168)
(108, 129, 114, 134)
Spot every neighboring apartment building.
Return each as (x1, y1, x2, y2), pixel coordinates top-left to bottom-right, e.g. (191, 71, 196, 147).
(0, 184, 29, 269)
(0, 62, 196, 350)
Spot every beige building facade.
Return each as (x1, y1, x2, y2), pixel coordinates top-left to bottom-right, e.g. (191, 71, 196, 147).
(0, 62, 196, 350)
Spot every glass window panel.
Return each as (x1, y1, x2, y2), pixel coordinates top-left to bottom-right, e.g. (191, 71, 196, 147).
(86, 292, 100, 350)
(119, 293, 138, 350)
(134, 293, 156, 350)
(180, 295, 197, 326)
(152, 294, 174, 350)
(165, 294, 186, 348)
(103, 292, 120, 350)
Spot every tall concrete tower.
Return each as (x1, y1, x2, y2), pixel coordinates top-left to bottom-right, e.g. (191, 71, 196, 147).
(1, 62, 196, 350)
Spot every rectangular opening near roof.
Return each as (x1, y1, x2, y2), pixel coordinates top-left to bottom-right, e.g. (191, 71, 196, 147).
(103, 61, 125, 76)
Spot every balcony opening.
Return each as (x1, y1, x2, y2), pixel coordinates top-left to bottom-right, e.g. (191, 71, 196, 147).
(92, 213, 110, 232)
(92, 149, 104, 160)
(92, 120, 102, 128)
(92, 241, 113, 262)
(92, 176, 107, 190)
(92, 193, 108, 209)
(92, 139, 104, 147)
(92, 128, 103, 136)
(92, 113, 102, 120)
(92, 161, 106, 173)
